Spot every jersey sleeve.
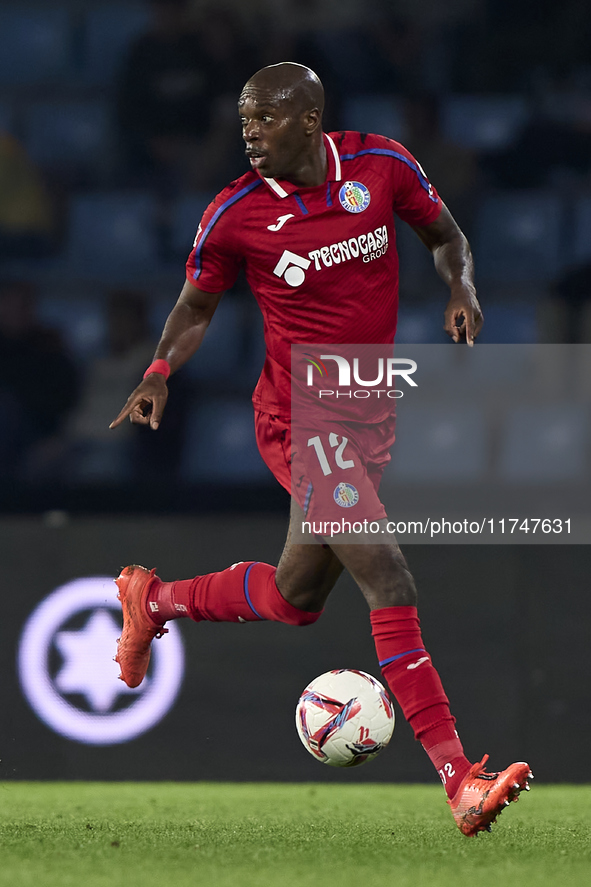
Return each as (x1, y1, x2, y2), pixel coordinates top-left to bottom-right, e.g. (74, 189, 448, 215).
(376, 136, 442, 227)
(185, 186, 244, 293)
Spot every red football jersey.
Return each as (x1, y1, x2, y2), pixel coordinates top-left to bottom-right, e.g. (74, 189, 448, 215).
(186, 131, 442, 417)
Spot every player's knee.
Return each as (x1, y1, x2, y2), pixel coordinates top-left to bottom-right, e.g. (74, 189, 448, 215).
(280, 585, 327, 616)
(379, 581, 417, 608)
(364, 559, 418, 609)
(277, 567, 338, 614)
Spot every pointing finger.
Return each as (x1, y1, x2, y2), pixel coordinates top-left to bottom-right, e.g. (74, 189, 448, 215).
(109, 404, 133, 429)
(111, 395, 151, 429)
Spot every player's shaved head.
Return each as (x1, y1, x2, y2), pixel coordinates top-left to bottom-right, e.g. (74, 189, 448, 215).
(239, 62, 326, 185)
(239, 62, 324, 115)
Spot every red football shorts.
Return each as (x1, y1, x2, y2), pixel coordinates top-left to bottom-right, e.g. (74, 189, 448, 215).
(254, 410, 396, 524)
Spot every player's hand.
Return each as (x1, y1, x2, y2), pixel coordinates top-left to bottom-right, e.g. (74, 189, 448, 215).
(444, 287, 483, 346)
(109, 374, 169, 431)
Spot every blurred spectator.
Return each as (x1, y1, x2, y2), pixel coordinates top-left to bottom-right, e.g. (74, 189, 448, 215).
(482, 107, 591, 189)
(455, 0, 591, 92)
(66, 289, 156, 481)
(368, 17, 429, 94)
(116, 0, 251, 192)
(266, 2, 429, 128)
(67, 289, 189, 482)
(189, 5, 260, 185)
(196, 7, 254, 94)
(403, 93, 480, 235)
(0, 281, 80, 480)
(0, 133, 55, 258)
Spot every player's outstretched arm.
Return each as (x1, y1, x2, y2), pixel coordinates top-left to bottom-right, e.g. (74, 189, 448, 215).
(412, 204, 483, 346)
(109, 281, 224, 430)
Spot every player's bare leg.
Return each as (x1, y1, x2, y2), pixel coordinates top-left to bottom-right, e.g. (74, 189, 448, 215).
(275, 503, 344, 611)
(272, 503, 417, 612)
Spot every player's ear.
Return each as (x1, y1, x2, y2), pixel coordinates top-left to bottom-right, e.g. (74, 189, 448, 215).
(303, 108, 322, 135)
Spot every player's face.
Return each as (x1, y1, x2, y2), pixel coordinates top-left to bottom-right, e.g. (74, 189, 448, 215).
(239, 88, 314, 181)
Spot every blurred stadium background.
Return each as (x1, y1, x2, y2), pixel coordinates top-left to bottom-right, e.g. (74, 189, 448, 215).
(0, 0, 590, 783)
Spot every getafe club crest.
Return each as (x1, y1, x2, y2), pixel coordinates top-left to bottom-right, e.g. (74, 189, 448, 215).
(333, 482, 360, 507)
(339, 181, 371, 214)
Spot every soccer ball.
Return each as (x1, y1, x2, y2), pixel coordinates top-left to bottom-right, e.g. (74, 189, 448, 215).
(295, 669, 395, 767)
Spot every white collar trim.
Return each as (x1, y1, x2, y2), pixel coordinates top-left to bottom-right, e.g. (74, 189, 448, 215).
(326, 134, 342, 181)
(263, 177, 289, 198)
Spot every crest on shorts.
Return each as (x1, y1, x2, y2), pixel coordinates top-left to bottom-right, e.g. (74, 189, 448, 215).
(333, 482, 359, 508)
(339, 181, 371, 214)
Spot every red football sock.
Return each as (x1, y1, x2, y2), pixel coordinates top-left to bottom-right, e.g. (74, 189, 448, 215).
(370, 606, 471, 798)
(145, 561, 322, 627)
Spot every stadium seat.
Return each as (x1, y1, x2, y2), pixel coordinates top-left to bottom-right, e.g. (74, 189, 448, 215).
(395, 306, 449, 344)
(395, 218, 440, 292)
(571, 196, 591, 266)
(150, 296, 244, 383)
(180, 399, 270, 481)
(0, 8, 72, 84)
(82, 4, 150, 84)
(474, 300, 539, 344)
(473, 192, 563, 282)
(341, 95, 406, 141)
(23, 100, 112, 181)
(66, 192, 159, 273)
(388, 404, 488, 480)
(442, 95, 529, 151)
(37, 295, 107, 362)
(498, 403, 588, 480)
(169, 192, 216, 259)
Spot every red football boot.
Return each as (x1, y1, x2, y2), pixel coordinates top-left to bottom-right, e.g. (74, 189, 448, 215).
(449, 754, 533, 836)
(114, 565, 168, 688)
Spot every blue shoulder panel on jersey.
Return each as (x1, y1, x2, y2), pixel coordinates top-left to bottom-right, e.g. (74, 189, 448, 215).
(340, 148, 438, 202)
(193, 177, 263, 280)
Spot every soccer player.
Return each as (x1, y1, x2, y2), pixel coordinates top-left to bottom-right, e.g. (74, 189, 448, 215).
(110, 62, 532, 836)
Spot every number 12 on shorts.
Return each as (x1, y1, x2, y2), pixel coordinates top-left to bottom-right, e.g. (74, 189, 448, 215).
(307, 433, 355, 477)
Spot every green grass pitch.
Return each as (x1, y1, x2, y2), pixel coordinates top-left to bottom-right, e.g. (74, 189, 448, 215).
(0, 783, 589, 887)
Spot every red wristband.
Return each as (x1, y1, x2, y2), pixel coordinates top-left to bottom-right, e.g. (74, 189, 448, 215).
(143, 359, 171, 381)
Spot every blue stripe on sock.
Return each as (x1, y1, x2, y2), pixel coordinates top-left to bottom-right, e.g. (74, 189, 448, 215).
(243, 562, 266, 620)
(379, 648, 425, 667)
